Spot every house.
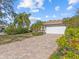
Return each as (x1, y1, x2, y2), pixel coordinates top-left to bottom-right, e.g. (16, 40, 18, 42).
(43, 20, 66, 34)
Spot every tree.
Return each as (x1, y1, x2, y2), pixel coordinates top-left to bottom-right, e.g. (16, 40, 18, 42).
(63, 16, 79, 27)
(0, 11, 7, 25)
(0, 11, 3, 18)
(0, 0, 15, 19)
(31, 20, 43, 32)
(14, 13, 31, 30)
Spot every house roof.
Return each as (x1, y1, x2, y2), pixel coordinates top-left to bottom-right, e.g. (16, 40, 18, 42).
(43, 20, 65, 26)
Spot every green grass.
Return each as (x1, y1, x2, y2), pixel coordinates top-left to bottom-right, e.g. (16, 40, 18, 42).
(49, 52, 60, 59)
(0, 33, 32, 45)
(32, 32, 44, 36)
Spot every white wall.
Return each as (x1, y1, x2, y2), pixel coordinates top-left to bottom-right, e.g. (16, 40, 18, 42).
(45, 26, 66, 34)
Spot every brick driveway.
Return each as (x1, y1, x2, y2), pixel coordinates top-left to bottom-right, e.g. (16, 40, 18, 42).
(0, 34, 61, 59)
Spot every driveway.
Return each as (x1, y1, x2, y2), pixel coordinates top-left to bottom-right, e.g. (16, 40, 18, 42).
(0, 34, 61, 59)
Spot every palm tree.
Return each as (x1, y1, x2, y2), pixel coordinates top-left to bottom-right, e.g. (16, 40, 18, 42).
(31, 20, 43, 32)
(14, 13, 31, 30)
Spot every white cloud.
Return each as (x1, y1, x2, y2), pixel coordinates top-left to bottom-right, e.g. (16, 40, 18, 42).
(1, 10, 5, 13)
(29, 16, 41, 21)
(30, 9, 39, 13)
(17, 0, 44, 10)
(68, 0, 79, 5)
(55, 6, 60, 11)
(36, 17, 41, 20)
(67, 5, 73, 10)
(45, 15, 48, 18)
(49, 0, 52, 2)
(17, 0, 33, 9)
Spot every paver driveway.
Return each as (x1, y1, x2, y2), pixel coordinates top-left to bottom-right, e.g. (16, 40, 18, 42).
(0, 34, 61, 59)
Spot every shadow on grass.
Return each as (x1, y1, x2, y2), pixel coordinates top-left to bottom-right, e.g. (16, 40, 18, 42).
(0, 33, 32, 45)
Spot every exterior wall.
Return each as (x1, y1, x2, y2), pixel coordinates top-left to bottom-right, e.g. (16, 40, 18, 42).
(45, 26, 66, 34)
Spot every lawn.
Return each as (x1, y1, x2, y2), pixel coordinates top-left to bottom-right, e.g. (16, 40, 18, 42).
(0, 33, 32, 45)
(49, 52, 60, 59)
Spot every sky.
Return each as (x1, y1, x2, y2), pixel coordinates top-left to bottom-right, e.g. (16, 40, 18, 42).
(14, 0, 79, 21)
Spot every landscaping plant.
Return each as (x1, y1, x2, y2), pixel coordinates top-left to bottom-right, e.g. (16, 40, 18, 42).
(50, 15, 79, 59)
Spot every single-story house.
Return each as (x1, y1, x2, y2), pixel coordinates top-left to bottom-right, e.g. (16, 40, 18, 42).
(43, 20, 66, 34)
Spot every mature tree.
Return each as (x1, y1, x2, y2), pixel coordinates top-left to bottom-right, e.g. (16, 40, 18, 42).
(14, 13, 31, 30)
(31, 20, 43, 32)
(63, 15, 79, 27)
(0, 9, 7, 24)
(0, 0, 15, 19)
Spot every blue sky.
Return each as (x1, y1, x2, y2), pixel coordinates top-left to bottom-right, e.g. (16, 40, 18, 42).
(14, 0, 79, 21)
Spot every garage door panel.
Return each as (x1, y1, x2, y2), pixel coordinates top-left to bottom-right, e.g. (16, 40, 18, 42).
(45, 26, 66, 34)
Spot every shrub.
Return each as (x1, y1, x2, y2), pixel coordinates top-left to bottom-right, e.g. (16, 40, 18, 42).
(15, 27, 30, 34)
(4, 25, 31, 35)
(51, 15, 79, 59)
(32, 32, 44, 36)
(57, 36, 69, 48)
(4, 25, 16, 35)
(55, 27, 79, 59)
(65, 27, 79, 38)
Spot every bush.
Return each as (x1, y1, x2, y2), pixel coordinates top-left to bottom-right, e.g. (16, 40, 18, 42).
(55, 27, 79, 59)
(4, 25, 16, 35)
(32, 32, 44, 36)
(15, 27, 30, 34)
(65, 27, 79, 38)
(4, 25, 31, 35)
(51, 15, 79, 59)
(57, 36, 69, 48)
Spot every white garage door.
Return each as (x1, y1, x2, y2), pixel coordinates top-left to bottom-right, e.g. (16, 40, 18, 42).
(45, 26, 66, 34)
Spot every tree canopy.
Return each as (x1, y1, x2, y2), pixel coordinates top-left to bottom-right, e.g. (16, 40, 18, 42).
(63, 15, 79, 27)
(14, 13, 31, 29)
(0, 0, 15, 19)
(31, 20, 43, 32)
